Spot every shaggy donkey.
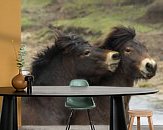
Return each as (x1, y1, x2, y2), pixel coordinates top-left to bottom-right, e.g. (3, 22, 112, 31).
(22, 30, 120, 125)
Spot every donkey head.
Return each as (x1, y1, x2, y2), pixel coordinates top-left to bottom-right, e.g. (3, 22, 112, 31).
(96, 26, 157, 79)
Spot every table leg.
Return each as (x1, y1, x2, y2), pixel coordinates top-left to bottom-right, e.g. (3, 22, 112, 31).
(0, 96, 18, 130)
(110, 96, 127, 130)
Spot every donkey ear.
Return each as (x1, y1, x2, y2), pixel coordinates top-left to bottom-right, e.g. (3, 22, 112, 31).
(55, 35, 75, 54)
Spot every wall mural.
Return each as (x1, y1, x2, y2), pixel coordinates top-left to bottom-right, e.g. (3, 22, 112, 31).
(21, 0, 163, 125)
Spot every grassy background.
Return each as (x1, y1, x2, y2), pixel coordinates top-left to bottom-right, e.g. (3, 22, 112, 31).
(22, 0, 163, 38)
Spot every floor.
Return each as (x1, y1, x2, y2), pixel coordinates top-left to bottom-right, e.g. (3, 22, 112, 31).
(19, 125, 163, 130)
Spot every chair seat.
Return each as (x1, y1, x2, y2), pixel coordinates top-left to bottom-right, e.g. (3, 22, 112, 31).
(65, 97, 96, 110)
(128, 110, 153, 117)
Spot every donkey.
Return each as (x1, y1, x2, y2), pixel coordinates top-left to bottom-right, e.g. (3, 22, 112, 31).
(87, 26, 157, 124)
(22, 30, 120, 125)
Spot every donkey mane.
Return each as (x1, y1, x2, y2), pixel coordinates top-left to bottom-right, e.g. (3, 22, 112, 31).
(31, 31, 89, 79)
(99, 26, 136, 50)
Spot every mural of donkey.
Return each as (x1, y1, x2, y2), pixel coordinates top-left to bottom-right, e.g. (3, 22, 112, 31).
(22, 26, 157, 125)
(86, 26, 157, 124)
(22, 30, 120, 125)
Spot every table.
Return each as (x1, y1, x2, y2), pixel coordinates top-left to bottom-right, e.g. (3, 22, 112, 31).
(0, 86, 158, 130)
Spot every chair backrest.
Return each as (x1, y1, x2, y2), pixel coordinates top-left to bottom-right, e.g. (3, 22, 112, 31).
(66, 79, 94, 108)
(69, 79, 89, 87)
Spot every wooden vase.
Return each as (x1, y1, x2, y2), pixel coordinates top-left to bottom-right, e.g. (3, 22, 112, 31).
(12, 69, 27, 91)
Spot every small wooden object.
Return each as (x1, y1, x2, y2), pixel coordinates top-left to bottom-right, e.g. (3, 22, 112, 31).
(128, 110, 154, 130)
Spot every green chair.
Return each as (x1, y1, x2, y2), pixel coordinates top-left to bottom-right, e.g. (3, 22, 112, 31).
(65, 79, 96, 130)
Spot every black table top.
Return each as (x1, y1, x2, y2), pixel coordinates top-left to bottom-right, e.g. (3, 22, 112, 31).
(0, 86, 158, 97)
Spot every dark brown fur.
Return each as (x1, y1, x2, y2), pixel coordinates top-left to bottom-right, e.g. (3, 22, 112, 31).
(22, 31, 116, 125)
(90, 26, 157, 124)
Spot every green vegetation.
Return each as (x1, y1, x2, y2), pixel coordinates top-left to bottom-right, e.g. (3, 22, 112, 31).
(138, 82, 154, 88)
(35, 28, 56, 43)
(11, 40, 26, 70)
(22, 0, 53, 9)
(22, 0, 54, 30)
(16, 44, 26, 70)
(54, 9, 154, 34)
(22, 0, 163, 41)
(21, 17, 34, 30)
(53, 0, 156, 33)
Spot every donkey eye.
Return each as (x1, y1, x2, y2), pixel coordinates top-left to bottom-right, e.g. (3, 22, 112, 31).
(125, 47, 132, 53)
(83, 50, 91, 56)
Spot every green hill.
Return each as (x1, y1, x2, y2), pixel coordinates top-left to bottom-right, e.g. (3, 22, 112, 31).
(22, 0, 163, 41)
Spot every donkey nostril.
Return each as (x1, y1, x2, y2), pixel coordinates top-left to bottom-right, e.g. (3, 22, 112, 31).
(112, 53, 120, 60)
(146, 63, 155, 73)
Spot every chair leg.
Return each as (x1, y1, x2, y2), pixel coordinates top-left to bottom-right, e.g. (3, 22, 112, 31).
(128, 116, 134, 130)
(66, 109, 74, 130)
(137, 117, 141, 130)
(87, 110, 95, 130)
(148, 116, 154, 130)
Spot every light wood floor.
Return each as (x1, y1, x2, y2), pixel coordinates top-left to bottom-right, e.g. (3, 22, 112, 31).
(20, 125, 163, 130)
